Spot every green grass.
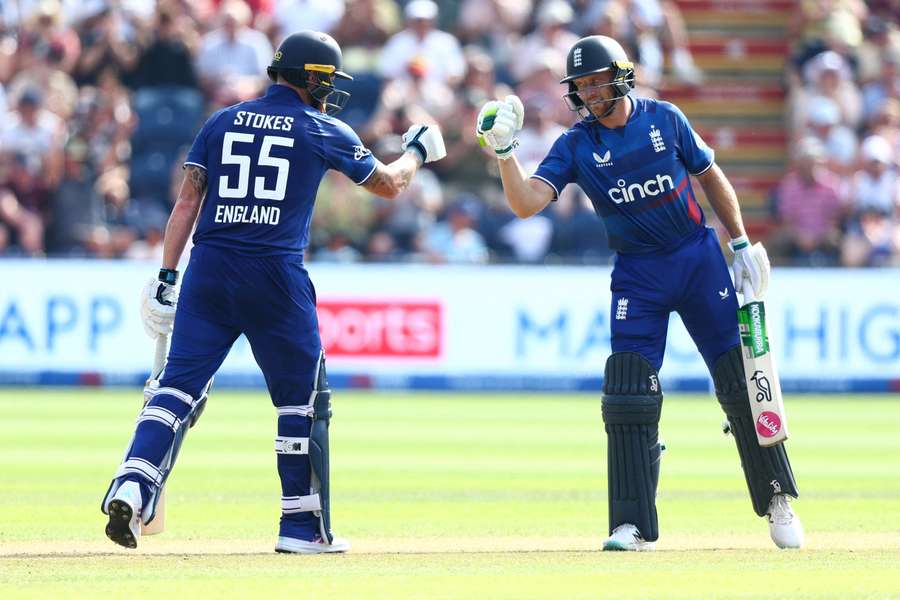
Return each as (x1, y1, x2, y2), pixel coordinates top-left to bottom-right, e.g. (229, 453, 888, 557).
(1, 389, 899, 598)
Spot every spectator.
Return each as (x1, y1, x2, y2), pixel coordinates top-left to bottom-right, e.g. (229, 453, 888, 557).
(850, 135, 899, 216)
(774, 137, 847, 265)
(70, 3, 138, 87)
(195, 0, 273, 105)
(856, 18, 900, 84)
(509, 1, 578, 83)
(870, 98, 900, 160)
(0, 151, 55, 256)
(331, 0, 399, 61)
(840, 208, 899, 266)
(45, 137, 105, 255)
(516, 95, 567, 174)
(515, 48, 572, 127)
(802, 95, 858, 173)
(861, 51, 900, 126)
(128, 5, 199, 89)
(378, 0, 466, 88)
(8, 39, 78, 120)
(0, 87, 65, 187)
(417, 195, 488, 264)
(790, 51, 862, 132)
(271, 0, 345, 37)
(628, 0, 703, 86)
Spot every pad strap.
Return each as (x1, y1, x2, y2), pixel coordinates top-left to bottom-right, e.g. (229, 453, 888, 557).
(281, 494, 322, 513)
(277, 405, 314, 418)
(137, 405, 181, 432)
(116, 457, 164, 487)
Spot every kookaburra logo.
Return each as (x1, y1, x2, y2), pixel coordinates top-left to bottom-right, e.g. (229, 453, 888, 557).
(608, 174, 675, 204)
(751, 370, 772, 402)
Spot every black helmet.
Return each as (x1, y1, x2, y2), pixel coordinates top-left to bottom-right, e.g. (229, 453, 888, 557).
(267, 31, 353, 114)
(560, 35, 635, 119)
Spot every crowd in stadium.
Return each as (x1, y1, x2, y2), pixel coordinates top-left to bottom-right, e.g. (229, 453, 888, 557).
(0, 0, 898, 266)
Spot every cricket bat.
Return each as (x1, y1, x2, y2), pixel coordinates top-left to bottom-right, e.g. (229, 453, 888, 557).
(141, 334, 168, 535)
(738, 276, 789, 447)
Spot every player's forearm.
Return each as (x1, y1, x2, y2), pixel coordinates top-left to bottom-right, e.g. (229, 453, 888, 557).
(497, 156, 549, 218)
(698, 163, 746, 239)
(161, 199, 200, 269)
(162, 166, 207, 270)
(363, 152, 422, 199)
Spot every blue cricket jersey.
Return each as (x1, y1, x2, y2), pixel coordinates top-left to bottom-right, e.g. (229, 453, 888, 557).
(185, 84, 378, 256)
(532, 96, 714, 254)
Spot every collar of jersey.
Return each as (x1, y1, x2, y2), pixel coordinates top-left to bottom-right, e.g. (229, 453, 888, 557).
(265, 84, 306, 104)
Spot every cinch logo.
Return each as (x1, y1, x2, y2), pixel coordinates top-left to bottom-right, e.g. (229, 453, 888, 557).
(317, 300, 442, 358)
(608, 174, 675, 204)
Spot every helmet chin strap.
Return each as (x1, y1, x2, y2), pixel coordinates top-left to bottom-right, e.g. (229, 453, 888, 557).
(599, 97, 620, 119)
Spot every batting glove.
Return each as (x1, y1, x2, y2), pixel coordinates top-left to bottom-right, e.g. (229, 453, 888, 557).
(476, 95, 524, 160)
(140, 269, 179, 338)
(729, 236, 770, 301)
(401, 124, 447, 164)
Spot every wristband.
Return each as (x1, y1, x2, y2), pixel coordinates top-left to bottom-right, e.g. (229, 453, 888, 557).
(728, 235, 750, 252)
(158, 268, 179, 285)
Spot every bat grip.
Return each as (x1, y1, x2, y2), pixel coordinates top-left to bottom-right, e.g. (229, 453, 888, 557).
(152, 335, 169, 378)
(741, 280, 757, 305)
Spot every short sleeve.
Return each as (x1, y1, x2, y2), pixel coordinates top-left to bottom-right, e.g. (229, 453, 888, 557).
(531, 132, 578, 198)
(666, 101, 714, 175)
(184, 108, 228, 170)
(316, 118, 378, 185)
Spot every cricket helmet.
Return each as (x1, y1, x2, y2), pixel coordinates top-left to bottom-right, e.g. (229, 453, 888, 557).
(267, 31, 352, 114)
(560, 35, 635, 119)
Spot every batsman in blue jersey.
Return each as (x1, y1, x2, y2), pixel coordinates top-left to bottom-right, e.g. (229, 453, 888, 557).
(101, 31, 446, 553)
(476, 36, 802, 550)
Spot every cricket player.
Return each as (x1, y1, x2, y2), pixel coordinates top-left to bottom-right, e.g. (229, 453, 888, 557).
(476, 36, 803, 550)
(101, 30, 446, 553)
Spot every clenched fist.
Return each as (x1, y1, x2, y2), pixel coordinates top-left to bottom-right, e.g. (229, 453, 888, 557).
(476, 95, 524, 159)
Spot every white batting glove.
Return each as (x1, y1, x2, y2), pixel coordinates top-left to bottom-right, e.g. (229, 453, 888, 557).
(140, 277, 178, 338)
(401, 124, 447, 163)
(476, 95, 524, 159)
(729, 236, 770, 301)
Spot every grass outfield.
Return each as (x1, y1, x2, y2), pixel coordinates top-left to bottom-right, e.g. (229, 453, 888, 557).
(1, 389, 899, 598)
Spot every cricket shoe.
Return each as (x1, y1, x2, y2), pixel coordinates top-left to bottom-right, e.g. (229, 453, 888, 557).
(275, 535, 351, 554)
(602, 524, 656, 551)
(105, 480, 143, 549)
(767, 494, 803, 549)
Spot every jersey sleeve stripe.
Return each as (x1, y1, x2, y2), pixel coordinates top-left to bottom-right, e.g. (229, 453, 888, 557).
(529, 174, 561, 199)
(690, 159, 714, 176)
(355, 162, 377, 185)
(183, 161, 207, 170)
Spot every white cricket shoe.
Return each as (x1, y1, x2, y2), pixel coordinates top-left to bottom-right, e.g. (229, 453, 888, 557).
(602, 524, 656, 552)
(767, 494, 803, 549)
(275, 535, 351, 554)
(105, 480, 143, 549)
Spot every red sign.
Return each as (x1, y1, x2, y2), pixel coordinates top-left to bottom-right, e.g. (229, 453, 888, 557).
(317, 300, 442, 358)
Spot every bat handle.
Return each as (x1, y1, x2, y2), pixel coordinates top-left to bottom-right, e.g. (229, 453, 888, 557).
(741, 280, 757, 305)
(152, 334, 169, 380)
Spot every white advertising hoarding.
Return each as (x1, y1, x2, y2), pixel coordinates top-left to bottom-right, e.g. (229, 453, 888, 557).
(1, 260, 898, 391)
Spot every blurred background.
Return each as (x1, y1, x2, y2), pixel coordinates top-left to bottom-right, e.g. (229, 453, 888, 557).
(0, 0, 897, 266)
(0, 0, 898, 392)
